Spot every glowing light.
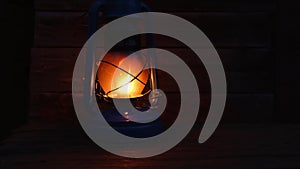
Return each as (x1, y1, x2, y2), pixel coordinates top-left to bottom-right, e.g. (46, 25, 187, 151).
(97, 52, 149, 98)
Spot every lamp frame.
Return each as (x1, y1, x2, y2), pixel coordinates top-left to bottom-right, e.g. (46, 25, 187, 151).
(85, 0, 163, 138)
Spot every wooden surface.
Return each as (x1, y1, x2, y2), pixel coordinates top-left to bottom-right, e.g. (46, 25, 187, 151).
(1, 122, 300, 169)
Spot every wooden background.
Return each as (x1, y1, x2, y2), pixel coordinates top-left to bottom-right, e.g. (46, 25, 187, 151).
(30, 0, 277, 124)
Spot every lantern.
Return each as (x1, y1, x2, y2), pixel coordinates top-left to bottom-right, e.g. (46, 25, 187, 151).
(87, 0, 162, 137)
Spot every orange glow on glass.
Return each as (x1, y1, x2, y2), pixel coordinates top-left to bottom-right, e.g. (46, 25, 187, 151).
(97, 52, 149, 98)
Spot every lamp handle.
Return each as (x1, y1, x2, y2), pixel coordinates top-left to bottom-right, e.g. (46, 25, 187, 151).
(88, 0, 107, 38)
(85, 0, 106, 105)
(140, 3, 159, 90)
(141, 2, 155, 48)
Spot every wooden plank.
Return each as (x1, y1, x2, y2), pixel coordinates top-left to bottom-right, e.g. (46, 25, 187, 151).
(29, 93, 274, 123)
(29, 48, 79, 93)
(30, 48, 274, 93)
(34, 0, 276, 12)
(145, 0, 277, 12)
(30, 47, 273, 71)
(33, 12, 272, 48)
(29, 92, 76, 121)
(157, 70, 274, 93)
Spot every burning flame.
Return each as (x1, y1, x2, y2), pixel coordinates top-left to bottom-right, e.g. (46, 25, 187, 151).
(97, 52, 149, 98)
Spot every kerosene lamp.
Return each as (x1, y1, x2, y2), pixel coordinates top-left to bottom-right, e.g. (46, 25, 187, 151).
(87, 0, 162, 137)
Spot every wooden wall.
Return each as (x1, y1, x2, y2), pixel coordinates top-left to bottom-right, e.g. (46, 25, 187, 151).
(29, 0, 279, 124)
